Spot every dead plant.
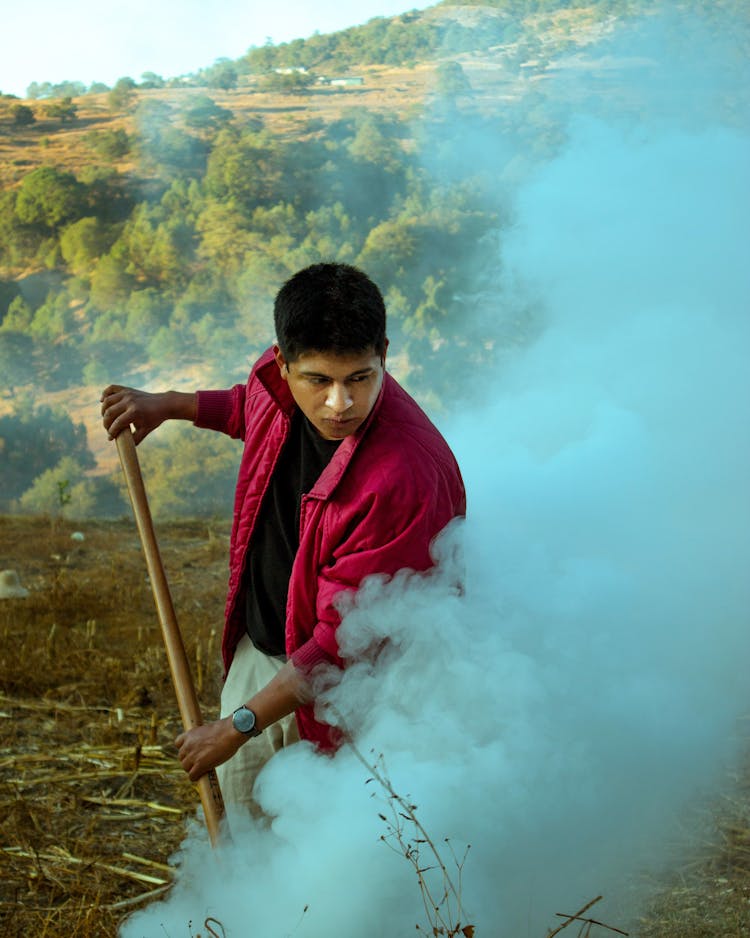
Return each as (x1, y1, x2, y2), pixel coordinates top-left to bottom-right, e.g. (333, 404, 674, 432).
(349, 742, 475, 937)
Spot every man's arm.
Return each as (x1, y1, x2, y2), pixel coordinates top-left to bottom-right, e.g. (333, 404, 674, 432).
(174, 660, 311, 782)
(100, 385, 197, 445)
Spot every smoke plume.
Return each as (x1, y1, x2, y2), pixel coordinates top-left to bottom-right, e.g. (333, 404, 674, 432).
(121, 10, 750, 937)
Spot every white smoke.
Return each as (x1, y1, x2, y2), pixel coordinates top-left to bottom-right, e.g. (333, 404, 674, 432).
(121, 18, 750, 938)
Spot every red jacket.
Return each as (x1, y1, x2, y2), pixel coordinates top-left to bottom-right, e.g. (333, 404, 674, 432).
(195, 348, 465, 746)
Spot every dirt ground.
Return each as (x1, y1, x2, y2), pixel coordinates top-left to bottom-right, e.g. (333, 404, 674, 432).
(0, 515, 228, 937)
(1, 514, 748, 937)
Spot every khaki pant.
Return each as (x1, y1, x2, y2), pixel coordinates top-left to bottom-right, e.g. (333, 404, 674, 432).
(217, 633, 300, 810)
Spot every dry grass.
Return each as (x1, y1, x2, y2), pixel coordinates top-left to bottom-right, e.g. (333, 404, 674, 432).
(1, 514, 749, 936)
(637, 765, 750, 938)
(0, 514, 228, 937)
(0, 66, 438, 192)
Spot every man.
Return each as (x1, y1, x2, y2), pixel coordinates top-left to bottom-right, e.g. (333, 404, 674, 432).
(102, 263, 465, 808)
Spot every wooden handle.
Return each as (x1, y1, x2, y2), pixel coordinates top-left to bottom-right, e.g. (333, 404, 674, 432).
(116, 428, 226, 846)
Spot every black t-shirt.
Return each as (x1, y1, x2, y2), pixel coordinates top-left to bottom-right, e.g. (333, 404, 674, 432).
(243, 411, 341, 657)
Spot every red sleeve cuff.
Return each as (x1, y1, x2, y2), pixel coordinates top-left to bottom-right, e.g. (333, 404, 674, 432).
(291, 637, 338, 675)
(194, 389, 235, 431)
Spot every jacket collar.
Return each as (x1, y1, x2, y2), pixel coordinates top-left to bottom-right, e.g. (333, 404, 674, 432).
(254, 347, 296, 415)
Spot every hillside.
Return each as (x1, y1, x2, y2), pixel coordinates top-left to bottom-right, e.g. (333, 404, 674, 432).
(0, 0, 747, 522)
(0, 4, 643, 518)
(0, 66, 433, 191)
(0, 2, 629, 192)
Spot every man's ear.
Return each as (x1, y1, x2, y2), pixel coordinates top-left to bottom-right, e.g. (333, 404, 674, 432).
(382, 337, 389, 366)
(273, 345, 288, 380)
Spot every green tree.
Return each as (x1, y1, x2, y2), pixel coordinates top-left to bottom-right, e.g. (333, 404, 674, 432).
(204, 58, 239, 90)
(138, 427, 238, 519)
(0, 280, 21, 319)
(134, 98, 173, 146)
(1, 296, 33, 332)
(50, 81, 86, 98)
(89, 250, 135, 309)
(0, 296, 34, 332)
(435, 61, 472, 98)
(17, 455, 96, 518)
(146, 323, 187, 364)
(0, 191, 41, 265)
(12, 104, 35, 126)
(231, 250, 288, 346)
(108, 77, 137, 111)
(15, 166, 85, 231)
(32, 332, 85, 390)
(0, 332, 34, 393)
(140, 71, 165, 89)
(357, 218, 418, 285)
(244, 42, 278, 74)
(258, 71, 314, 94)
(125, 287, 171, 337)
(135, 100, 209, 178)
(81, 357, 108, 385)
(60, 216, 111, 274)
(204, 127, 284, 211)
(118, 203, 194, 288)
(44, 97, 78, 122)
(168, 274, 234, 333)
(88, 308, 130, 345)
(347, 116, 405, 172)
(183, 95, 232, 134)
(189, 314, 247, 379)
(160, 177, 204, 221)
(28, 290, 75, 342)
(154, 128, 209, 179)
(195, 200, 254, 275)
(286, 201, 357, 268)
(0, 402, 94, 508)
(79, 165, 134, 223)
(86, 128, 130, 160)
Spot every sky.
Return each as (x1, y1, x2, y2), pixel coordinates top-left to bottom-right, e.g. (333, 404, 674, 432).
(0, 0, 437, 97)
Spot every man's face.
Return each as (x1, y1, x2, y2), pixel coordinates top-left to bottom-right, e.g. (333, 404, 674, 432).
(274, 346, 386, 441)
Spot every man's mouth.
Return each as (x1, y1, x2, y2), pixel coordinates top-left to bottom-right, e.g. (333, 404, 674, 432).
(323, 416, 359, 434)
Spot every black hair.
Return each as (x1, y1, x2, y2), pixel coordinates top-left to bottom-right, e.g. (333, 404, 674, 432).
(274, 263, 387, 362)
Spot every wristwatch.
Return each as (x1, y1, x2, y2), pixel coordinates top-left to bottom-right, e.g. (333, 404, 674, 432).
(232, 705, 261, 737)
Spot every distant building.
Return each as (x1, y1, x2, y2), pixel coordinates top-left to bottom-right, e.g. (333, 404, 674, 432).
(329, 76, 365, 87)
(273, 67, 308, 75)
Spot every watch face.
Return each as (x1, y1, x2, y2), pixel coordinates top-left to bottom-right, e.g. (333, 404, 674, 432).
(233, 706, 256, 734)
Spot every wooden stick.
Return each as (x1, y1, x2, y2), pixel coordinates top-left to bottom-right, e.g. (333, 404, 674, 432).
(116, 428, 226, 846)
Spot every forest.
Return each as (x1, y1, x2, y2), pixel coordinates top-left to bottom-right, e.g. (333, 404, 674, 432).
(0, 0, 746, 521)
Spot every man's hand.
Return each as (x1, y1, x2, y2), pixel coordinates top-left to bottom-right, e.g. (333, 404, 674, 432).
(175, 717, 245, 783)
(100, 385, 196, 444)
(173, 661, 311, 782)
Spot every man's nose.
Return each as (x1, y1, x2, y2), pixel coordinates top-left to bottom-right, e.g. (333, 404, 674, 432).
(325, 383, 352, 413)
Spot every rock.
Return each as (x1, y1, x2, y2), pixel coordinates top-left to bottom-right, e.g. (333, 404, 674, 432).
(0, 569, 29, 599)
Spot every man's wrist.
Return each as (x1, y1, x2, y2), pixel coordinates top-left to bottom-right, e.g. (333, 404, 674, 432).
(165, 390, 197, 422)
